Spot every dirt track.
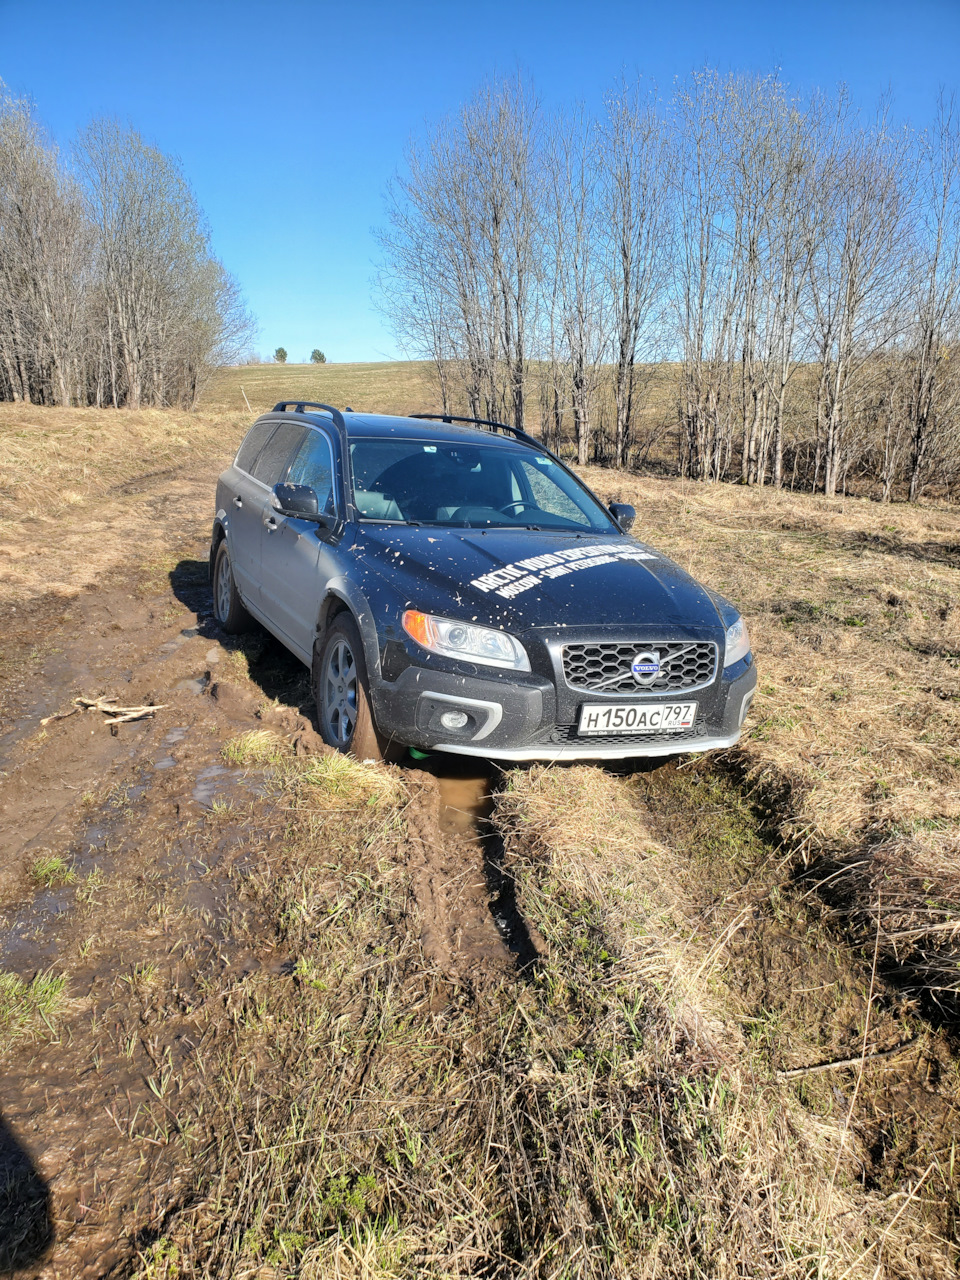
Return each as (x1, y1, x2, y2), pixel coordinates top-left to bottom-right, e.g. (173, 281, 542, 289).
(0, 476, 517, 1276)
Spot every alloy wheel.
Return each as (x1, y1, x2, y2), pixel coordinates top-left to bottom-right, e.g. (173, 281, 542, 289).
(216, 552, 233, 622)
(323, 638, 358, 746)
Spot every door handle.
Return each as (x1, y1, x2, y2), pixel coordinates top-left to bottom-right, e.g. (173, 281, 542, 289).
(264, 515, 278, 530)
(232, 495, 242, 508)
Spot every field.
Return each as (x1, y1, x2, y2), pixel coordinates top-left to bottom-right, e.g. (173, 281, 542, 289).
(199, 361, 443, 418)
(1, 369, 959, 1279)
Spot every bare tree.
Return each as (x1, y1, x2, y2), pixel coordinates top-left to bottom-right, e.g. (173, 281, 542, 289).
(378, 78, 544, 428)
(902, 96, 960, 500)
(544, 107, 609, 465)
(0, 91, 252, 411)
(671, 69, 742, 481)
(807, 102, 914, 496)
(601, 84, 671, 469)
(0, 85, 90, 406)
(378, 68, 960, 501)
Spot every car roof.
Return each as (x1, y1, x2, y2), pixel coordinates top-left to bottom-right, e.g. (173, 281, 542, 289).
(305, 411, 527, 447)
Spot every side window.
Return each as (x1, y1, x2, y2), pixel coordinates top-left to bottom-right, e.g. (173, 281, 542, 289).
(287, 430, 337, 516)
(251, 423, 305, 486)
(235, 421, 276, 475)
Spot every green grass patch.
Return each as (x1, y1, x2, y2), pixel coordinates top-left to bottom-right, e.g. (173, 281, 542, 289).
(0, 970, 66, 1042)
(30, 853, 76, 887)
(221, 728, 288, 766)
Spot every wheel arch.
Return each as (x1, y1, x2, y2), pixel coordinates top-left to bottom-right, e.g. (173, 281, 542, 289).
(209, 518, 228, 581)
(312, 582, 383, 690)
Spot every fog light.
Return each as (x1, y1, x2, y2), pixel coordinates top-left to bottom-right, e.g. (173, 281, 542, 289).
(440, 709, 469, 730)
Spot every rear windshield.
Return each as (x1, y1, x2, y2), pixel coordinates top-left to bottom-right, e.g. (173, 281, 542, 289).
(348, 439, 616, 532)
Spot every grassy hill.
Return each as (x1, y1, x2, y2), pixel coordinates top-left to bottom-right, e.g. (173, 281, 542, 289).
(200, 361, 441, 417)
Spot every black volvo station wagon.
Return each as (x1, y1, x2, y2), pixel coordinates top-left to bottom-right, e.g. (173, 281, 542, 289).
(210, 402, 757, 762)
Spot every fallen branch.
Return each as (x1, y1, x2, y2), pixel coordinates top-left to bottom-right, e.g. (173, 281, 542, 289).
(40, 695, 166, 729)
(776, 1037, 919, 1080)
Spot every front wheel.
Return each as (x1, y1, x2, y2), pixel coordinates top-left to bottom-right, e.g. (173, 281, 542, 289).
(315, 615, 405, 762)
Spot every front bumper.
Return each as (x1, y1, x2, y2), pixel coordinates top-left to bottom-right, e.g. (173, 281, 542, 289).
(372, 651, 757, 762)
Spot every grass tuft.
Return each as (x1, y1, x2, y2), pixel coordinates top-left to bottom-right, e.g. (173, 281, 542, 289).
(0, 970, 66, 1043)
(221, 728, 288, 766)
(295, 753, 404, 809)
(30, 853, 76, 888)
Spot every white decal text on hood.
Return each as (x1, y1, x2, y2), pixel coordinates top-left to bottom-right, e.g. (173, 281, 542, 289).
(470, 544, 657, 599)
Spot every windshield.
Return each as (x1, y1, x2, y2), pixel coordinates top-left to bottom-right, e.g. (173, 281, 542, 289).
(349, 438, 617, 532)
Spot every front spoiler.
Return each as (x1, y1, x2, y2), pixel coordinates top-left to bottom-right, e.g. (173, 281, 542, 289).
(434, 730, 743, 761)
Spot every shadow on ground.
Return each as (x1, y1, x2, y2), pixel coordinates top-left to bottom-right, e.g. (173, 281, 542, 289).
(0, 1113, 53, 1272)
(168, 559, 312, 714)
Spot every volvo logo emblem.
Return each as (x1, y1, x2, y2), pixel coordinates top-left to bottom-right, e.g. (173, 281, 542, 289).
(631, 650, 660, 685)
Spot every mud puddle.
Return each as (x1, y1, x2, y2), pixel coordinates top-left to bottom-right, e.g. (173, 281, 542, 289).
(402, 755, 541, 983)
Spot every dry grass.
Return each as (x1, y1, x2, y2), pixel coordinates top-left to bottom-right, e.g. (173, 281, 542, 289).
(198, 361, 684, 460)
(582, 469, 960, 844)
(0, 403, 248, 607)
(221, 728, 290, 767)
(5, 397, 960, 1274)
(295, 753, 406, 809)
(200, 361, 442, 417)
(129, 748, 959, 1278)
(495, 764, 957, 1279)
(582, 467, 960, 1012)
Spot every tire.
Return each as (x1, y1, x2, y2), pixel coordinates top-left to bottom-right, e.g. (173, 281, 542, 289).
(315, 614, 405, 762)
(212, 540, 254, 634)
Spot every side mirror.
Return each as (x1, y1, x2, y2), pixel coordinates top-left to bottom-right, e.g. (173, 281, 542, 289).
(273, 482, 321, 520)
(609, 502, 636, 533)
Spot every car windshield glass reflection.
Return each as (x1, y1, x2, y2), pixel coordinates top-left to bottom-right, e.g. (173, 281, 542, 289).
(349, 439, 615, 531)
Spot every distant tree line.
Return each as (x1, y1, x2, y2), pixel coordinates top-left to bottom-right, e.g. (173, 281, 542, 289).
(380, 72, 960, 500)
(0, 85, 252, 409)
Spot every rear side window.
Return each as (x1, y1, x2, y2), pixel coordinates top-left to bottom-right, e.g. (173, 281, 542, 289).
(235, 421, 276, 474)
(251, 423, 306, 486)
(287, 430, 337, 515)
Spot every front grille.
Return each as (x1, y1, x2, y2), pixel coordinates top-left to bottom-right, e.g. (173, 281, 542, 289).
(561, 641, 718, 694)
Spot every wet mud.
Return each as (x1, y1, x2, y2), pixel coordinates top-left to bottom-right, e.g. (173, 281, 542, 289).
(0, 550, 323, 1278)
(401, 760, 533, 984)
(0, 524, 544, 1276)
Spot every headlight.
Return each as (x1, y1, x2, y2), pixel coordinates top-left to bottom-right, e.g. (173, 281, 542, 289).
(723, 616, 751, 667)
(402, 610, 530, 671)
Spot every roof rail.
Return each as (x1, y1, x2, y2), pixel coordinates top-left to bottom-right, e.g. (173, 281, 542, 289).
(410, 412, 537, 444)
(273, 401, 346, 431)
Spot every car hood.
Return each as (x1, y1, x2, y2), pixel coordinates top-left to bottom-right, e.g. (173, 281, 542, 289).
(351, 525, 724, 633)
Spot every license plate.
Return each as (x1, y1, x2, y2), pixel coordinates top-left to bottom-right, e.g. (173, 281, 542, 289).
(577, 701, 698, 736)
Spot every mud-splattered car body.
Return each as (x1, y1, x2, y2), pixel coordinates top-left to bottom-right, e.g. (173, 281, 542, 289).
(211, 403, 756, 760)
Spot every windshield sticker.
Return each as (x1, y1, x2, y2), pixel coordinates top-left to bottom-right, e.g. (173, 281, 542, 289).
(470, 544, 657, 599)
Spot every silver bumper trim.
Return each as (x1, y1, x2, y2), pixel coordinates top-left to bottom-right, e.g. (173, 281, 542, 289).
(433, 730, 742, 762)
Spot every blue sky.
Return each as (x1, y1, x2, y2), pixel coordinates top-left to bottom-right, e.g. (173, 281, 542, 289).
(3, 0, 959, 362)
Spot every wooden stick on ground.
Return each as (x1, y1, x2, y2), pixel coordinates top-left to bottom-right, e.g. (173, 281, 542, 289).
(40, 695, 167, 728)
(776, 1037, 919, 1080)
